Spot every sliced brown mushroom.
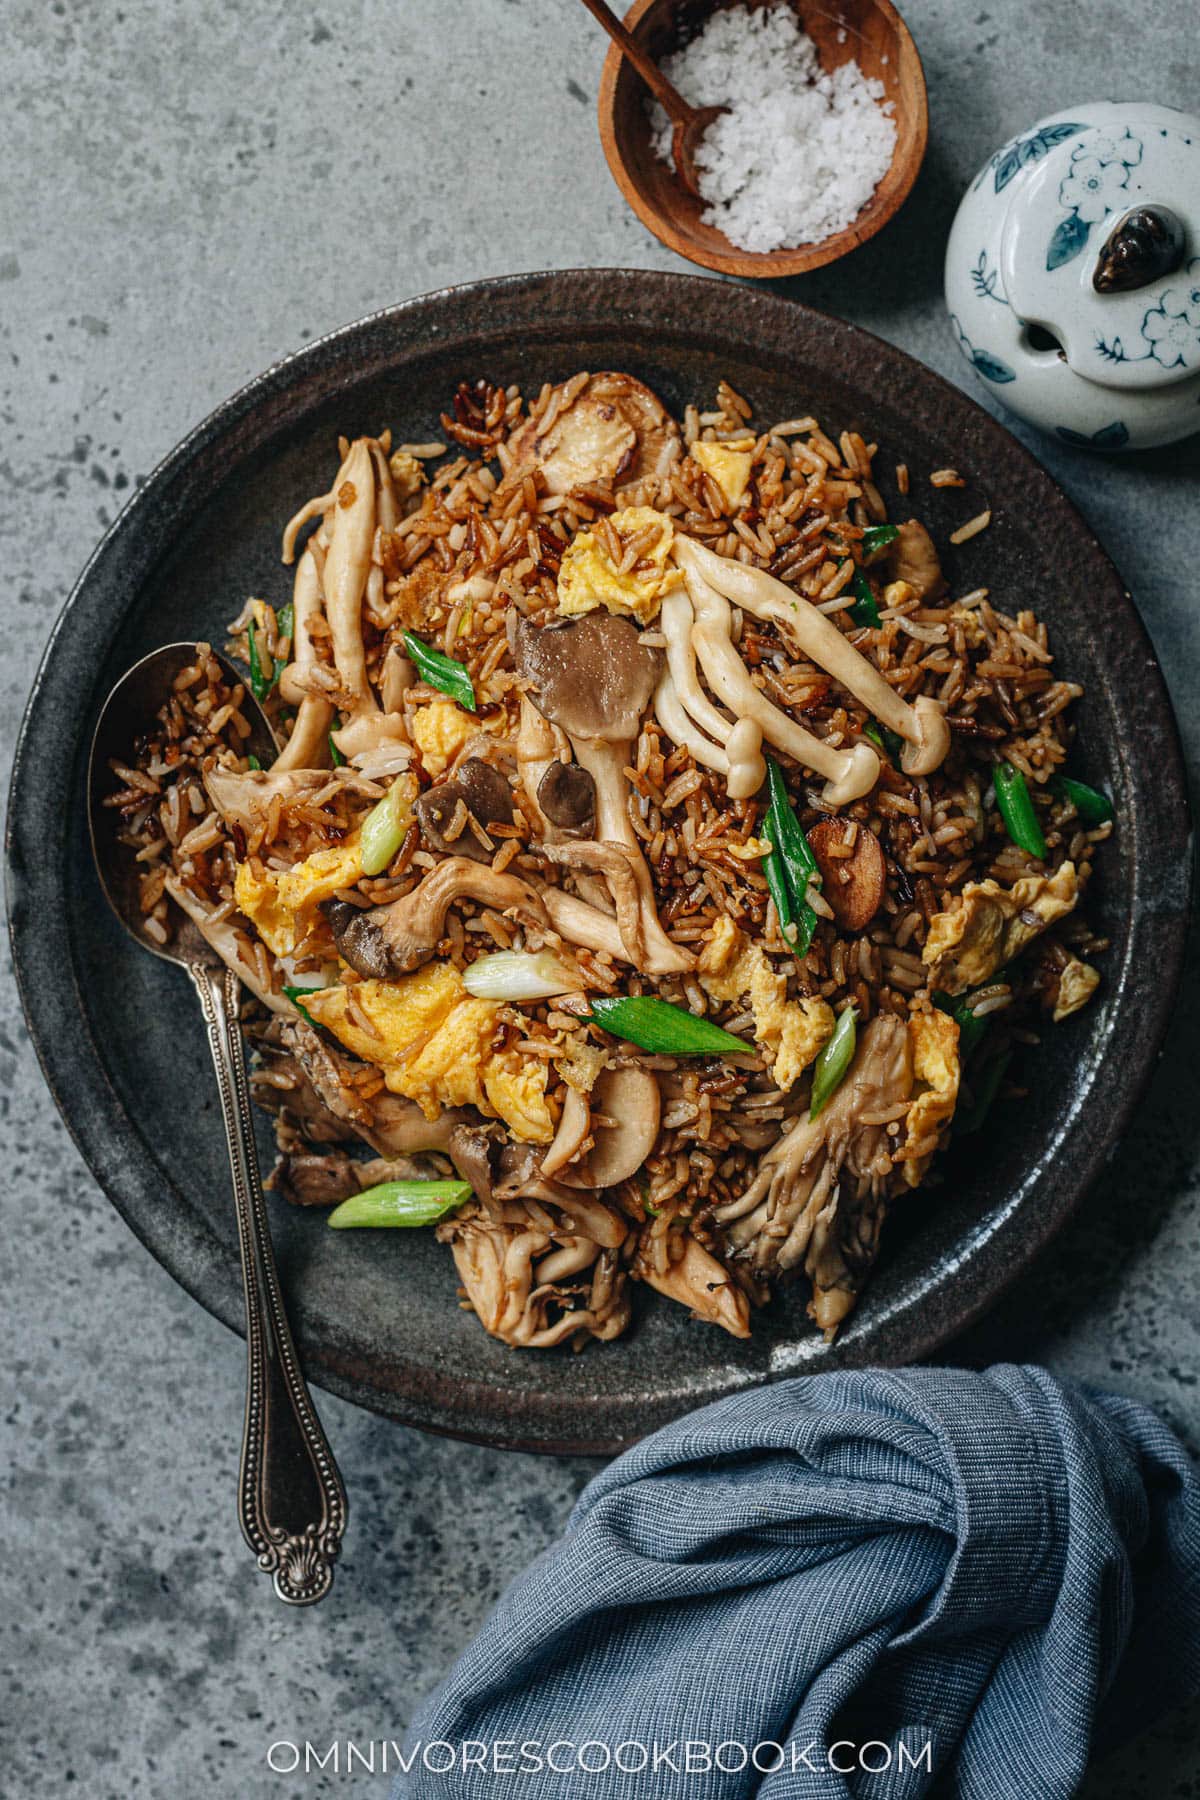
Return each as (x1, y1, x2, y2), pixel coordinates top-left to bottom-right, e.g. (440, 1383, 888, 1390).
(324, 856, 549, 978)
(511, 613, 692, 976)
(887, 519, 945, 601)
(558, 1064, 661, 1189)
(414, 758, 514, 862)
(537, 760, 596, 831)
(807, 819, 886, 932)
(505, 371, 680, 496)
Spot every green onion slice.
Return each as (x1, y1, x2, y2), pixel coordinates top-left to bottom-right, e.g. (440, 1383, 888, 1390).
(282, 984, 323, 1026)
(848, 568, 882, 629)
(247, 753, 263, 772)
(764, 757, 820, 957)
(955, 1048, 1013, 1136)
(276, 600, 294, 649)
(933, 989, 990, 1057)
(402, 630, 477, 713)
(864, 720, 904, 762)
(586, 996, 754, 1057)
(994, 763, 1047, 859)
(328, 1179, 472, 1229)
(360, 779, 411, 876)
(329, 733, 346, 767)
(861, 523, 899, 556)
(463, 950, 580, 1001)
(246, 622, 273, 702)
(810, 1006, 857, 1120)
(1051, 774, 1113, 825)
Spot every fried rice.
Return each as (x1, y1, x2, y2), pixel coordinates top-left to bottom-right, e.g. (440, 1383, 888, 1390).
(103, 370, 1112, 1350)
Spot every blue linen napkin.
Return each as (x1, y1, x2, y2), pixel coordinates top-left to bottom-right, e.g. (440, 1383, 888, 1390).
(392, 1365, 1200, 1798)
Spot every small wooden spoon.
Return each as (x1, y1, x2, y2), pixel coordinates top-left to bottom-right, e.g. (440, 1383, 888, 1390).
(576, 0, 724, 196)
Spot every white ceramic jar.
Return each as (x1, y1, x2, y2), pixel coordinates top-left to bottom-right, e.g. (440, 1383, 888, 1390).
(945, 101, 1200, 450)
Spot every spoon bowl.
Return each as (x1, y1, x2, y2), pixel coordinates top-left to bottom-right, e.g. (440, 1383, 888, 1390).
(598, 0, 928, 277)
(87, 642, 277, 964)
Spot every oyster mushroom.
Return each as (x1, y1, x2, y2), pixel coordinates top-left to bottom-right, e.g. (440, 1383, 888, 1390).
(441, 1210, 630, 1347)
(414, 757, 515, 862)
(639, 1235, 752, 1338)
(676, 536, 950, 785)
(537, 760, 596, 832)
(715, 1013, 913, 1337)
(273, 545, 335, 772)
(511, 613, 693, 976)
(203, 764, 380, 834)
(323, 856, 549, 978)
(163, 874, 291, 1014)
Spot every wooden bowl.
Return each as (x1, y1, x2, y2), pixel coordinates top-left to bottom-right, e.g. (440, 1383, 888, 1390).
(598, 0, 929, 277)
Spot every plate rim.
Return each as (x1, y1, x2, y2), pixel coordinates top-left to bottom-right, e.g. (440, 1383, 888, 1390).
(6, 267, 1192, 1455)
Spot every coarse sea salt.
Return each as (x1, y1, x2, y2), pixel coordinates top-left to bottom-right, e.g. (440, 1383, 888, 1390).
(649, 6, 897, 255)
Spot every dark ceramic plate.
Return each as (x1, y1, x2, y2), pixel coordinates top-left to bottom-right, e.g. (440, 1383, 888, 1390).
(7, 271, 1190, 1454)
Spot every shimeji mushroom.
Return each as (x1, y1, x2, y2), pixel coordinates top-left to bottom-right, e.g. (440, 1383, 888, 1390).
(281, 436, 410, 766)
(653, 588, 767, 797)
(274, 545, 335, 772)
(511, 612, 693, 976)
(676, 536, 950, 783)
(667, 538, 880, 806)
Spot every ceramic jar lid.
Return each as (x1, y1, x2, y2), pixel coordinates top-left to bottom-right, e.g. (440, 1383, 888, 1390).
(945, 102, 1200, 450)
(1002, 114, 1200, 392)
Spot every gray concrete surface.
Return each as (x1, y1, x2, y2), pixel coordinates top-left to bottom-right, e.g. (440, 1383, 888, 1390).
(2, 1, 1197, 1794)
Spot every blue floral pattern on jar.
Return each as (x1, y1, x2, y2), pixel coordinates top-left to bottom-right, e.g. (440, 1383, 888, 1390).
(1046, 130, 1143, 270)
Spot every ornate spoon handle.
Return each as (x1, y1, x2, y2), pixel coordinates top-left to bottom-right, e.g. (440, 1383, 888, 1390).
(189, 962, 348, 1604)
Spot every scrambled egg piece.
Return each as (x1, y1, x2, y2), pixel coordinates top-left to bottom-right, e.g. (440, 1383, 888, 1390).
(897, 1010, 961, 1188)
(698, 916, 833, 1090)
(882, 579, 915, 610)
(1053, 957, 1100, 1022)
(411, 696, 476, 777)
(556, 1032, 609, 1095)
(556, 506, 683, 626)
(234, 837, 363, 958)
(306, 963, 554, 1143)
(923, 863, 1080, 996)
(388, 449, 426, 503)
(690, 439, 754, 509)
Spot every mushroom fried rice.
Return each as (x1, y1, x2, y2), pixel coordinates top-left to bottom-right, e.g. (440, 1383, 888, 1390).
(105, 372, 1113, 1349)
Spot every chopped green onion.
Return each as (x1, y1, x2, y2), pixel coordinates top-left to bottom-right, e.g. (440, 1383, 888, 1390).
(403, 630, 477, 713)
(864, 720, 904, 761)
(933, 989, 990, 1057)
(993, 763, 1047, 859)
(861, 523, 899, 556)
(954, 1048, 1013, 1136)
(329, 733, 346, 767)
(810, 1006, 857, 1120)
(247, 753, 263, 772)
(848, 568, 882, 629)
(276, 600, 294, 648)
(282, 984, 322, 1026)
(586, 996, 754, 1057)
(246, 622, 273, 702)
(360, 779, 412, 875)
(1051, 774, 1113, 825)
(764, 756, 820, 957)
(328, 1179, 472, 1229)
(463, 950, 580, 1001)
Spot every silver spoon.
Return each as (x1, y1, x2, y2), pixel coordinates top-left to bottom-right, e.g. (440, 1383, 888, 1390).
(87, 642, 348, 1605)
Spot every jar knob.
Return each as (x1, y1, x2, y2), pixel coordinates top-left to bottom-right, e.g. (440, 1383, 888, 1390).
(1093, 206, 1186, 293)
